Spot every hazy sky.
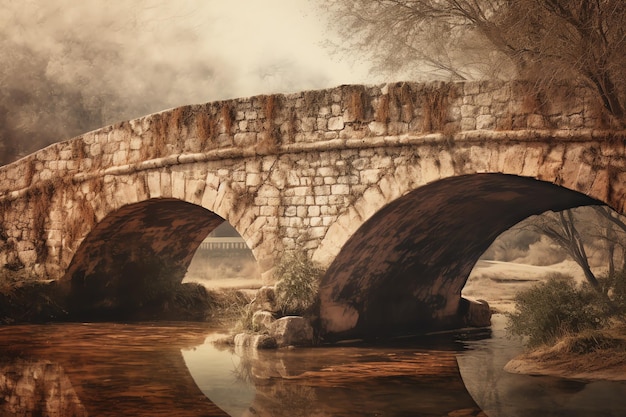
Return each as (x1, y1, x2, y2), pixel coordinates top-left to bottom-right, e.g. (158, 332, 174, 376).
(0, 0, 382, 162)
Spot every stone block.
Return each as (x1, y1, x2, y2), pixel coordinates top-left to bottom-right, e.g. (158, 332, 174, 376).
(328, 116, 345, 131)
(171, 171, 186, 200)
(464, 82, 480, 95)
(252, 310, 276, 332)
(269, 316, 314, 347)
(234, 132, 257, 146)
(360, 169, 381, 184)
(460, 298, 491, 327)
(246, 173, 262, 187)
(527, 114, 546, 129)
(476, 115, 495, 130)
(331, 184, 350, 195)
(367, 121, 387, 136)
(233, 333, 277, 349)
(461, 117, 476, 131)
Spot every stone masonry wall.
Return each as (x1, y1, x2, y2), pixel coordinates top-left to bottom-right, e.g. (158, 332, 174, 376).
(0, 80, 610, 196)
(0, 80, 624, 284)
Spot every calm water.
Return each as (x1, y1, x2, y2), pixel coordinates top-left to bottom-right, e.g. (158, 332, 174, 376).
(1, 316, 626, 416)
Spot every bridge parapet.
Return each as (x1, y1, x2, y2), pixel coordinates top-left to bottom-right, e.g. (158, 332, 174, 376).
(0, 80, 611, 198)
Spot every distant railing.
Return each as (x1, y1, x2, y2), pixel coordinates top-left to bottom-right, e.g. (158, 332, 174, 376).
(199, 237, 248, 251)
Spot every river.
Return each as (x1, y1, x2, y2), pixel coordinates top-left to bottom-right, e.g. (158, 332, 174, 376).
(1, 315, 625, 416)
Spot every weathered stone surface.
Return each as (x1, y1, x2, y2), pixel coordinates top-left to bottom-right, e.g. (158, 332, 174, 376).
(269, 316, 314, 347)
(233, 333, 277, 349)
(250, 286, 279, 314)
(460, 298, 492, 328)
(252, 310, 276, 332)
(0, 80, 622, 338)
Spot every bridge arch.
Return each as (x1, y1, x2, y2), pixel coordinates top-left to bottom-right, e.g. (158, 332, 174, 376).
(317, 173, 600, 340)
(0, 80, 625, 330)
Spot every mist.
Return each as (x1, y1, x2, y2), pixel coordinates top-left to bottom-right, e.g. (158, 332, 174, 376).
(0, 0, 371, 165)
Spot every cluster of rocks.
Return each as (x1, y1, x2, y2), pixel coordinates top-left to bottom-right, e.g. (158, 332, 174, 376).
(231, 286, 315, 349)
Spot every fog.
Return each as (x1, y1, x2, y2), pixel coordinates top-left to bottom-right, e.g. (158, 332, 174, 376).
(0, 0, 373, 164)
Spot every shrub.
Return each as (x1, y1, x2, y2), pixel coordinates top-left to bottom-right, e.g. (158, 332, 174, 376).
(274, 252, 324, 316)
(600, 269, 626, 314)
(506, 274, 611, 347)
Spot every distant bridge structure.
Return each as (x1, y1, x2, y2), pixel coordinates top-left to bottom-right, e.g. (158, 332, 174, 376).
(0, 80, 624, 339)
(198, 237, 248, 251)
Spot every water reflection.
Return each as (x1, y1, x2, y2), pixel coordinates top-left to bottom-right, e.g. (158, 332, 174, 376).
(0, 359, 88, 417)
(185, 333, 484, 417)
(458, 315, 626, 417)
(0, 323, 229, 417)
(2, 320, 626, 416)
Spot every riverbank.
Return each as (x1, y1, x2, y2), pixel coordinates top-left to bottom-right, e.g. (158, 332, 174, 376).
(0, 280, 250, 325)
(504, 328, 626, 381)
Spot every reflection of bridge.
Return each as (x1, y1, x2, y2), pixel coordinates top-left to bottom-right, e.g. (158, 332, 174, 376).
(0, 80, 625, 339)
(0, 323, 229, 417)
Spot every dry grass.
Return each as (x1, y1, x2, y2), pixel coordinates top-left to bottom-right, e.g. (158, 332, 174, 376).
(422, 84, 457, 132)
(257, 95, 281, 153)
(375, 94, 390, 123)
(205, 288, 253, 327)
(71, 137, 86, 160)
(196, 107, 218, 150)
(264, 94, 276, 121)
(520, 87, 544, 115)
(66, 196, 96, 244)
(28, 181, 55, 263)
(347, 87, 366, 122)
(152, 113, 169, 158)
(220, 103, 233, 134)
(390, 82, 415, 122)
(506, 326, 626, 381)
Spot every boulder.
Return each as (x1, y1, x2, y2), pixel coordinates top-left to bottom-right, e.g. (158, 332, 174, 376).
(460, 297, 491, 328)
(233, 333, 277, 349)
(250, 286, 279, 313)
(269, 316, 314, 347)
(252, 310, 276, 332)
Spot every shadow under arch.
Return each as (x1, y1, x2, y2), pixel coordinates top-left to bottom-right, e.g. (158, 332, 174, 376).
(318, 173, 601, 341)
(63, 198, 234, 319)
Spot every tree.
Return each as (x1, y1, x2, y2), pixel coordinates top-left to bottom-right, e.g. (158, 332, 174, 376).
(320, 0, 626, 119)
(522, 206, 626, 291)
(530, 209, 600, 288)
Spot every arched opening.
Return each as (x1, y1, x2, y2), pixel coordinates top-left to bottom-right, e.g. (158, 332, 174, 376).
(464, 205, 626, 314)
(63, 198, 256, 320)
(318, 173, 600, 341)
(183, 222, 261, 290)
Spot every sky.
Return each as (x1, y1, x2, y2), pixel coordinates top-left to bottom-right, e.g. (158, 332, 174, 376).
(0, 0, 382, 163)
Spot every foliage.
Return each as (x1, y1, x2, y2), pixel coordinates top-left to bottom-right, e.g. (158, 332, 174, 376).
(321, 0, 626, 119)
(504, 206, 626, 290)
(600, 269, 626, 314)
(506, 274, 611, 347)
(274, 252, 324, 316)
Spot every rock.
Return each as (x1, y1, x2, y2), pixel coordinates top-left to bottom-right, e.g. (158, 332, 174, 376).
(250, 286, 279, 313)
(269, 316, 314, 347)
(460, 297, 491, 327)
(252, 310, 276, 332)
(233, 333, 277, 349)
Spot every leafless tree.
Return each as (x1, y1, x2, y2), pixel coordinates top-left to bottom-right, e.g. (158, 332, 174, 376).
(531, 209, 600, 288)
(522, 206, 626, 291)
(320, 0, 626, 119)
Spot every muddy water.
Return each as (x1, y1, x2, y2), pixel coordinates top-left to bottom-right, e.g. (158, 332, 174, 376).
(1, 319, 626, 416)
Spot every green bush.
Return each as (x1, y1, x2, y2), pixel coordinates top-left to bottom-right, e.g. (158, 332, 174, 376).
(506, 274, 611, 347)
(274, 252, 324, 316)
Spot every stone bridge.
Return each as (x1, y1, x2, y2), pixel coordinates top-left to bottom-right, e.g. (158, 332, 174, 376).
(0, 80, 625, 339)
